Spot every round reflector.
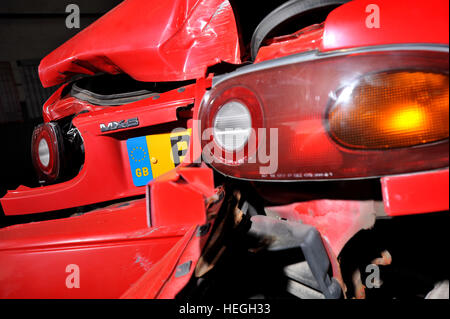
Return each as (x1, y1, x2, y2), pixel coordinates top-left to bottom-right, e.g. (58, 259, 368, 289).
(31, 122, 63, 183)
(213, 100, 252, 151)
(38, 138, 50, 167)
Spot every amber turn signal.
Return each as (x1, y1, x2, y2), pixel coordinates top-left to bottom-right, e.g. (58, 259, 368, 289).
(328, 71, 449, 149)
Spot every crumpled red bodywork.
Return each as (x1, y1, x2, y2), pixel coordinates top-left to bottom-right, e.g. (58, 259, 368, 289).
(0, 166, 216, 298)
(256, 0, 449, 62)
(39, 0, 240, 87)
(0, 0, 448, 299)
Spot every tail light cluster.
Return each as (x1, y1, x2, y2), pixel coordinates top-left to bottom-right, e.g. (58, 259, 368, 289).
(31, 123, 63, 183)
(31, 120, 85, 184)
(199, 45, 449, 180)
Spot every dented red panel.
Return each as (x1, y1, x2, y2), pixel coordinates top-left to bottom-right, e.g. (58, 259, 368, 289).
(255, 0, 449, 62)
(120, 224, 198, 299)
(121, 166, 218, 299)
(39, 0, 240, 88)
(265, 199, 381, 292)
(42, 83, 105, 122)
(0, 84, 197, 215)
(0, 199, 192, 298)
(148, 166, 214, 227)
(267, 200, 379, 257)
(255, 24, 324, 63)
(0, 167, 216, 299)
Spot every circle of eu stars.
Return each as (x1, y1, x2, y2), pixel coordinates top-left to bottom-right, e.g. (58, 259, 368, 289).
(130, 146, 147, 163)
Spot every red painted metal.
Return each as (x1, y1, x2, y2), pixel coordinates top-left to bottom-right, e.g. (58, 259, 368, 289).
(148, 166, 214, 227)
(184, 76, 213, 165)
(381, 169, 449, 216)
(42, 84, 105, 122)
(38, 0, 240, 88)
(1, 0, 448, 300)
(0, 198, 191, 298)
(267, 200, 379, 258)
(321, 0, 449, 52)
(266, 199, 382, 293)
(0, 166, 216, 299)
(120, 224, 198, 299)
(121, 165, 217, 298)
(0, 84, 197, 215)
(255, 24, 324, 63)
(255, 0, 449, 62)
(156, 224, 209, 299)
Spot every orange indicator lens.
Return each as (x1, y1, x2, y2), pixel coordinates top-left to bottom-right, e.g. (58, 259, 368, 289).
(328, 71, 449, 149)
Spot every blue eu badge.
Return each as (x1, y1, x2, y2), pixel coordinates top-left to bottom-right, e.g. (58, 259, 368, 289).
(126, 136, 153, 186)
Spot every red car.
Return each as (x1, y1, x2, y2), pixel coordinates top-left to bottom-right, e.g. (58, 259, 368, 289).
(0, 0, 448, 299)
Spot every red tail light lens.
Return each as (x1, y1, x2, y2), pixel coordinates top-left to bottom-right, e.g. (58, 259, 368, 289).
(31, 123, 63, 183)
(199, 46, 449, 180)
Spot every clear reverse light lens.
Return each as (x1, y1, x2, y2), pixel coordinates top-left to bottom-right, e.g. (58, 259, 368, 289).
(213, 101, 252, 151)
(38, 138, 50, 167)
